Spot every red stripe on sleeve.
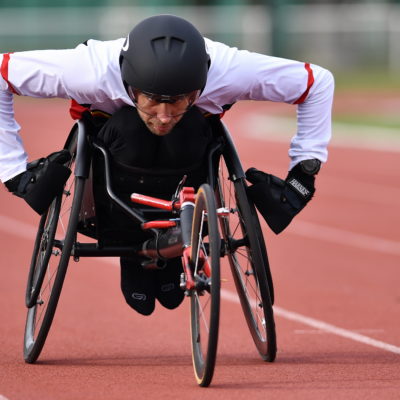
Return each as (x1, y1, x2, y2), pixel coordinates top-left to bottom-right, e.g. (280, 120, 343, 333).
(293, 63, 314, 105)
(1, 53, 19, 95)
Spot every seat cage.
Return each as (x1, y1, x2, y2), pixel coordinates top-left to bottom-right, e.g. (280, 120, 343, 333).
(67, 116, 245, 258)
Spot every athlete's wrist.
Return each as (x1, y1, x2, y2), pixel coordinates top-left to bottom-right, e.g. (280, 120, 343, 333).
(297, 159, 321, 176)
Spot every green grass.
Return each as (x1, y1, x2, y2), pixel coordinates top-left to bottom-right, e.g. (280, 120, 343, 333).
(333, 115, 400, 130)
(334, 69, 400, 92)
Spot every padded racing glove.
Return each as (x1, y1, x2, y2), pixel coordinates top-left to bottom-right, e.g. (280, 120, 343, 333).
(4, 149, 72, 215)
(246, 159, 320, 234)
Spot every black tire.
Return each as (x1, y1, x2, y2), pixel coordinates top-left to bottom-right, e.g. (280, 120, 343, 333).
(24, 131, 85, 363)
(25, 197, 61, 309)
(190, 184, 221, 387)
(217, 162, 277, 362)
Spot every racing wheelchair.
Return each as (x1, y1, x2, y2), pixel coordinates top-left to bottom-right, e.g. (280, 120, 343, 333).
(23, 113, 276, 387)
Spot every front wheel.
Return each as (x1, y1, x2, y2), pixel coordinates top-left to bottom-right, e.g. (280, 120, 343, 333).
(190, 184, 221, 387)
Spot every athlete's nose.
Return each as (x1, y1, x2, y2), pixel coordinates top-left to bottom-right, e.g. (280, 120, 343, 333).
(156, 103, 174, 123)
(157, 114, 174, 123)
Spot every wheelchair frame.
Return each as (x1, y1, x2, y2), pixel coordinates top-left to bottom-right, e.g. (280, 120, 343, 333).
(23, 115, 277, 387)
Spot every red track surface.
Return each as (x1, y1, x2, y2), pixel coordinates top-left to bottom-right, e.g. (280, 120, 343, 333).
(1, 97, 399, 399)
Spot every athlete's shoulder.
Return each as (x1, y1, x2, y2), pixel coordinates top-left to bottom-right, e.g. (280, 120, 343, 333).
(64, 38, 126, 99)
(204, 37, 239, 61)
(80, 38, 125, 52)
(75, 38, 125, 66)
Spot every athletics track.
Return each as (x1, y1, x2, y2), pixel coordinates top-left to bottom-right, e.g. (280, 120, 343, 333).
(0, 96, 399, 399)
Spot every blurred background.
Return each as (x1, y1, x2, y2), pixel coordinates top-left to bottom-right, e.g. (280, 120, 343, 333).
(1, 0, 400, 79)
(1, 0, 399, 141)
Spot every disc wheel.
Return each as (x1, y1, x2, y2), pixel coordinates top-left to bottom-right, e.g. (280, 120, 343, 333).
(190, 184, 221, 387)
(24, 130, 85, 363)
(217, 161, 277, 362)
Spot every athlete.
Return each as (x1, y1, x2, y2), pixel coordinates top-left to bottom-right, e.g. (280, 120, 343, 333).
(0, 14, 334, 315)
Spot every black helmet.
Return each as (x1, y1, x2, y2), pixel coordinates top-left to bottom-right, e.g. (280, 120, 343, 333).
(120, 15, 210, 97)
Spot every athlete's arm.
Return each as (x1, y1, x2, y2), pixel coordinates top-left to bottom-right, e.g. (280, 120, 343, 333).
(200, 39, 335, 170)
(0, 49, 76, 182)
(0, 40, 126, 182)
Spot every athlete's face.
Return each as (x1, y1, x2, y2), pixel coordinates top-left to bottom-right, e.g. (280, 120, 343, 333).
(135, 94, 184, 136)
(131, 89, 200, 136)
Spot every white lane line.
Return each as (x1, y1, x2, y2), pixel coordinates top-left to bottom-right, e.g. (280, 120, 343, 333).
(2, 215, 399, 354)
(294, 328, 385, 335)
(288, 220, 400, 256)
(221, 289, 400, 355)
(0, 395, 11, 400)
(273, 306, 400, 355)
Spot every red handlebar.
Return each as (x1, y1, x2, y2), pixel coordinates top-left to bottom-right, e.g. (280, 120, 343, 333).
(130, 187, 196, 211)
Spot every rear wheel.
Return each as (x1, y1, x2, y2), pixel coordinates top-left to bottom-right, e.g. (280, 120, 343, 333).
(217, 162, 277, 362)
(24, 131, 85, 363)
(190, 184, 221, 387)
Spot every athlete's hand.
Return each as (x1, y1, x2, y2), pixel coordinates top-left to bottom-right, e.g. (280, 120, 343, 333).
(4, 149, 71, 215)
(246, 160, 320, 234)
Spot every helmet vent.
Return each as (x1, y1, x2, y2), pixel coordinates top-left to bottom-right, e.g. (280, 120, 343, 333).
(151, 36, 187, 60)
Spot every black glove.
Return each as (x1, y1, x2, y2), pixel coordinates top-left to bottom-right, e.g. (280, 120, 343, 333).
(4, 149, 72, 215)
(246, 159, 320, 234)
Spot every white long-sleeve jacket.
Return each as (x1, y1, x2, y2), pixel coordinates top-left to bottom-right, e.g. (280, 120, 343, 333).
(0, 37, 334, 182)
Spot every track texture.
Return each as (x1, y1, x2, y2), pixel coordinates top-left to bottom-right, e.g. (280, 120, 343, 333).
(0, 96, 399, 399)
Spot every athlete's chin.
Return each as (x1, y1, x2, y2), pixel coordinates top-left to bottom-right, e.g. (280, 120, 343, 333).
(147, 125, 174, 136)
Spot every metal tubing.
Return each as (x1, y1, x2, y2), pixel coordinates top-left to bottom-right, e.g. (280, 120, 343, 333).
(74, 120, 92, 179)
(72, 243, 139, 257)
(180, 203, 194, 248)
(92, 140, 158, 238)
